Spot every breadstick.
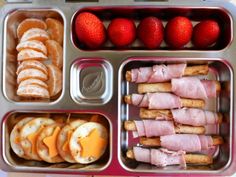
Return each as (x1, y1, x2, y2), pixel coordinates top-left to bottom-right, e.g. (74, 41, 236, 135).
(139, 108, 223, 124)
(124, 120, 205, 134)
(124, 95, 205, 109)
(139, 136, 223, 147)
(126, 65, 209, 82)
(137, 80, 221, 94)
(126, 149, 213, 165)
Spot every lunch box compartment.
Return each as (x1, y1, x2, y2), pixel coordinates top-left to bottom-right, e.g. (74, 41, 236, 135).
(71, 7, 232, 50)
(70, 58, 113, 105)
(2, 111, 112, 172)
(3, 9, 65, 103)
(118, 57, 233, 173)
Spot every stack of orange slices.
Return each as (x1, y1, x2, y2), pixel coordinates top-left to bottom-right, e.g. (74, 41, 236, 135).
(16, 18, 63, 99)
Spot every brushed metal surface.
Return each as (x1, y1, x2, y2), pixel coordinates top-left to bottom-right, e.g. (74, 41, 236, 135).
(0, 0, 235, 176)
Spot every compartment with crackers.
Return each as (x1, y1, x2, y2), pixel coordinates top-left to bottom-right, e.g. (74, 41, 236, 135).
(3, 9, 64, 102)
(118, 57, 232, 172)
(3, 111, 111, 171)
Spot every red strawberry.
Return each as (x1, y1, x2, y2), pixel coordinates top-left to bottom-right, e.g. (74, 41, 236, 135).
(75, 12, 106, 49)
(108, 18, 136, 48)
(165, 16, 193, 49)
(137, 17, 164, 49)
(193, 20, 220, 48)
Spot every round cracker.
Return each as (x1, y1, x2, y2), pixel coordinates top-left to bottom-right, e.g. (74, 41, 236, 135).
(20, 118, 55, 161)
(69, 122, 108, 164)
(57, 120, 86, 163)
(10, 117, 33, 159)
(37, 123, 64, 163)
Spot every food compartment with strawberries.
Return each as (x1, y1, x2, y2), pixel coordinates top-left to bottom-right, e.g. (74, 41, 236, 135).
(118, 58, 232, 172)
(72, 7, 231, 50)
(2, 111, 111, 172)
(3, 9, 64, 103)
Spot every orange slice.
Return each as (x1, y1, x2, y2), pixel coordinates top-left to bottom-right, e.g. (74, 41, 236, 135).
(17, 68, 48, 84)
(17, 84, 50, 98)
(20, 28, 49, 43)
(16, 40, 47, 55)
(19, 78, 48, 89)
(47, 64, 62, 97)
(17, 60, 48, 75)
(17, 18, 47, 39)
(17, 49, 47, 61)
(45, 40, 63, 69)
(46, 18, 63, 45)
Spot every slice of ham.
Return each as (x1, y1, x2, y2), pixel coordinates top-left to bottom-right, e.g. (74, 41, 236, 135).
(171, 77, 216, 99)
(134, 120, 175, 137)
(160, 134, 214, 152)
(131, 93, 182, 109)
(131, 64, 186, 83)
(171, 108, 219, 126)
(133, 146, 186, 167)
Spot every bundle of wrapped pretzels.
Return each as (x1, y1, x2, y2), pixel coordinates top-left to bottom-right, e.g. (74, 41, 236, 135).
(124, 63, 223, 167)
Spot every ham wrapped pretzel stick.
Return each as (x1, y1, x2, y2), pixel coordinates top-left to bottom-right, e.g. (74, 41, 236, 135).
(124, 93, 205, 109)
(138, 77, 221, 100)
(124, 120, 205, 136)
(139, 134, 223, 152)
(139, 108, 223, 126)
(127, 147, 213, 167)
(126, 64, 209, 83)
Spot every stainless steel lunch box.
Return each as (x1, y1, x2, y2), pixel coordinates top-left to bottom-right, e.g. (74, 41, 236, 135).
(0, 0, 236, 176)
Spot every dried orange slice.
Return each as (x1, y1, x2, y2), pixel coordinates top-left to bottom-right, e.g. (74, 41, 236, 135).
(46, 18, 63, 45)
(45, 40, 63, 69)
(17, 84, 50, 98)
(16, 40, 47, 55)
(47, 64, 62, 97)
(17, 68, 48, 84)
(19, 78, 48, 89)
(17, 49, 47, 61)
(17, 60, 48, 75)
(20, 28, 49, 43)
(17, 18, 47, 39)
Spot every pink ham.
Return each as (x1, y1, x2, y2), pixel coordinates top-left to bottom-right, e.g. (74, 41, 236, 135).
(133, 146, 150, 163)
(134, 120, 175, 137)
(131, 93, 182, 109)
(171, 108, 219, 126)
(131, 64, 186, 83)
(171, 77, 217, 99)
(160, 134, 214, 152)
(133, 146, 186, 167)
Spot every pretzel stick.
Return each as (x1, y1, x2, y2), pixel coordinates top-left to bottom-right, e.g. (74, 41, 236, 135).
(137, 80, 221, 94)
(139, 136, 223, 147)
(124, 120, 205, 134)
(126, 65, 209, 82)
(139, 108, 223, 124)
(126, 149, 213, 165)
(124, 95, 205, 109)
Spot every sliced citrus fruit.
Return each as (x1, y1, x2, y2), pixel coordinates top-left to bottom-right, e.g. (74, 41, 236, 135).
(46, 18, 63, 45)
(17, 68, 48, 84)
(16, 40, 47, 55)
(20, 28, 49, 43)
(17, 49, 47, 61)
(47, 64, 62, 97)
(19, 78, 48, 89)
(17, 84, 50, 98)
(17, 60, 48, 75)
(17, 18, 47, 39)
(45, 40, 63, 68)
